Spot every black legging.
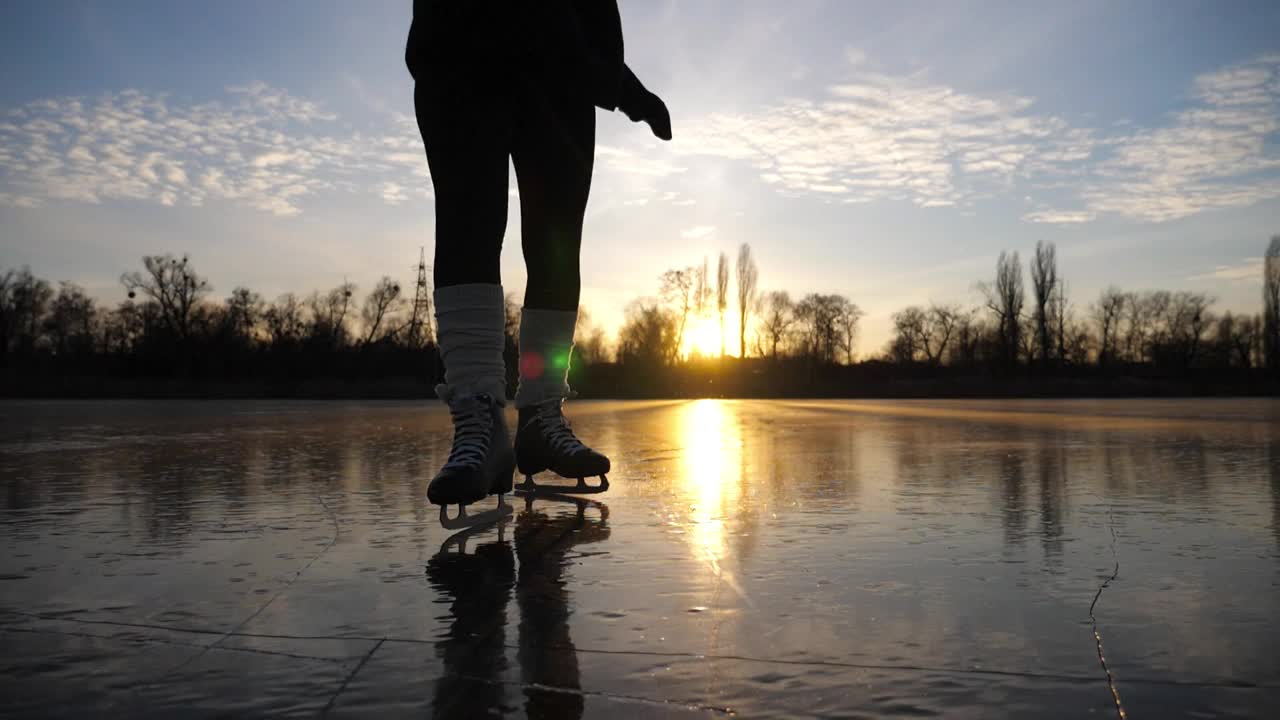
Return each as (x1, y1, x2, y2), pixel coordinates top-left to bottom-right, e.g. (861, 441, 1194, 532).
(412, 46, 595, 311)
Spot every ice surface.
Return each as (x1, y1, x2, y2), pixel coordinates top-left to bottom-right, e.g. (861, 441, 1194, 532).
(2, 398, 1278, 718)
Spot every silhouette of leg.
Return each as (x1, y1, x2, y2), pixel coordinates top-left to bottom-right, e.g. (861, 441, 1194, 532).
(414, 65, 512, 289)
(511, 61, 595, 312)
(415, 59, 517, 514)
(507, 69, 610, 490)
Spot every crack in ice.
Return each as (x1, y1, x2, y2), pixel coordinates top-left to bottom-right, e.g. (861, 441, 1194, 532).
(1089, 504, 1126, 719)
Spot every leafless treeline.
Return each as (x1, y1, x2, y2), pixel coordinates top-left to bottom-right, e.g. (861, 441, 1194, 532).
(614, 243, 864, 367)
(887, 237, 1280, 375)
(0, 254, 443, 379)
(2, 235, 1278, 386)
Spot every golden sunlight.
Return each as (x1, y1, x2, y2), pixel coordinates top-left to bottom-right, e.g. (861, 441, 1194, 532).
(678, 399, 741, 563)
(682, 316, 727, 359)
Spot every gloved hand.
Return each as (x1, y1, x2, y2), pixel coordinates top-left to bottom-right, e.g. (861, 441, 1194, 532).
(618, 67, 672, 141)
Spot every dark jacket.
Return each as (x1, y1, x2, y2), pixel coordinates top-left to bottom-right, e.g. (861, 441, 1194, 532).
(406, 0, 631, 111)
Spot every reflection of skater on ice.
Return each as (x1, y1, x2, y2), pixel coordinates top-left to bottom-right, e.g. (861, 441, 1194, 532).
(428, 498, 611, 718)
(405, 0, 669, 527)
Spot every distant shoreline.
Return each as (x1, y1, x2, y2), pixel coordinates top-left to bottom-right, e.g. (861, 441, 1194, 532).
(4, 375, 1276, 400)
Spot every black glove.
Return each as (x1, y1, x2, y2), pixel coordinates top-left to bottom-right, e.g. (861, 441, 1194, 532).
(618, 66, 672, 141)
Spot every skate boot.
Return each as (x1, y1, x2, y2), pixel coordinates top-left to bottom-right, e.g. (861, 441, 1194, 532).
(514, 398, 610, 495)
(429, 390, 515, 529)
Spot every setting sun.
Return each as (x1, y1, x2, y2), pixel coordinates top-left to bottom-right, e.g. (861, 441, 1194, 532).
(681, 314, 742, 359)
(682, 317, 721, 359)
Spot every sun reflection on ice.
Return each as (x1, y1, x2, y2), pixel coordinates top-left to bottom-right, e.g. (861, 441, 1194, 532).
(678, 400, 743, 576)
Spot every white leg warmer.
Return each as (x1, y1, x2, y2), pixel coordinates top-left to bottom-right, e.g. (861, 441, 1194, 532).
(433, 284, 507, 402)
(514, 307, 576, 408)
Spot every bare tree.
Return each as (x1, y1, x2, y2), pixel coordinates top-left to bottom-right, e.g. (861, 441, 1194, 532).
(1061, 314, 1092, 367)
(1239, 313, 1262, 369)
(45, 282, 96, 358)
(891, 303, 962, 365)
(889, 306, 925, 363)
(307, 282, 356, 347)
(716, 252, 729, 358)
(947, 308, 984, 367)
(1121, 291, 1149, 363)
(1091, 287, 1126, 368)
(1215, 312, 1261, 369)
(574, 306, 612, 365)
(264, 293, 307, 347)
(693, 257, 710, 319)
(101, 299, 144, 356)
(223, 287, 264, 345)
(0, 267, 53, 358)
(794, 293, 848, 364)
(759, 290, 794, 359)
(736, 243, 758, 358)
(836, 298, 864, 364)
(980, 251, 1024, 371)
(1164, 291, 1213, 368)
(120, 254, 210, 342)
(1146, 290, 1174, 357)
(360, 276, 404, 345)
(660, 267, 697, 363)
(924, 304, 960, 365)
(618, 299, 678, 366)
(1030, 241, 1058, 367)
(1053, 280, 1069, 363)
(0, 268, 14, 357)
(1265, 235, 1280, 373)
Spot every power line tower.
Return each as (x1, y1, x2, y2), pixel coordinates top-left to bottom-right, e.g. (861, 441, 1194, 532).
(407, 247, 434, 349)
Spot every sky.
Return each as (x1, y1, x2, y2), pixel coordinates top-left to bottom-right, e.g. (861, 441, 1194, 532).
(2, 0, 1279, 355)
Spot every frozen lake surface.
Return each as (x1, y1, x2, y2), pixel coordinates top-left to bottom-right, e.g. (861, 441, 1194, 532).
(2, 398, 1278, 718)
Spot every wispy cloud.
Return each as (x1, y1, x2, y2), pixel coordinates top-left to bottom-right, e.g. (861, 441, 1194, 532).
(4, 54, 1278, 226)
(680, 225, 716, 240)
(596, 144, 688, 177)
(1189, 258, 1265, 283)
(672, 66, 1093, 209)
(1023, 210, 1096, 224)
(0, 83, 429, 216)
(672, 53, 1280, 223)
(1080, 54, 1280, 221)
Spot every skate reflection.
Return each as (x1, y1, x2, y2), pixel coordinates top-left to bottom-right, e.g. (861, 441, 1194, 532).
(425, 495, 610, 719)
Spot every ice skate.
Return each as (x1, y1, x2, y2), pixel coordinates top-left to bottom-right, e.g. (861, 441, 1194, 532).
(429, 391, 516, 529)
(514, 398, 610, 495)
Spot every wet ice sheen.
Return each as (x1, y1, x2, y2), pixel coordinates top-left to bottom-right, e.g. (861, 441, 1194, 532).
(1, 398, 1278, 718)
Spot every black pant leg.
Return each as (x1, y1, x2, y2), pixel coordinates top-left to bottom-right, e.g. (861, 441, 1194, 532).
(414, 61, 513, 289)
(510, 60, 596, 311)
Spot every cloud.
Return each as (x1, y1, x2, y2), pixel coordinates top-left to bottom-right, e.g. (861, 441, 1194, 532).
(1189, 258, 1265, 283)
(1077, 55, 1280, 222)
(0, 85, 427, 216)
(596, 144, 687, 177)
(672, 66, 1092, 210)
(671, 52, 1280, 223)
(4, 54, 1278, 225)
(0, 191, 40, 208)
(1023, 210, 1096, 224)
(680, 225, 716, 240)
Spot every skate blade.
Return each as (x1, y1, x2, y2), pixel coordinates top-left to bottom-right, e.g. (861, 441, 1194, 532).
(438, 495, 514, 530)
(520, 491, 610, 521)
(514, 474, 609, 496)
(438, 520, 508, 555)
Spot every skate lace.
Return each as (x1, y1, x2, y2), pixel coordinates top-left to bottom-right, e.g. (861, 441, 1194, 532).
(442, 396, 493, 470)
(535, 400, 589, 456)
